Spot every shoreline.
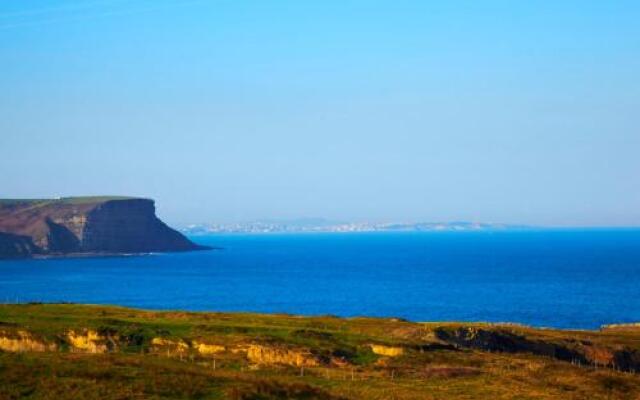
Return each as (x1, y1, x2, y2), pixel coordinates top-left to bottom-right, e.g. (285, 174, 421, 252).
(1, 246, 222, 261)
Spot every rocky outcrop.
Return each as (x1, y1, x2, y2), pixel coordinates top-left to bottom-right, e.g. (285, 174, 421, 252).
(151, 337, 190, 356)
(434, 327, 585, 362)
(151, 338, 321, 367)
(0, 327, 322, 368)
(0, 330, 57, 352)
(434, 326, 640, 372)
(0, 197, 209, 258)
(193, 341, 226, 356)
(369, 344, 405, 357)
(247, 344, 321, 367)
(0, 232, 39, 259)
(66, 329, 114, 353)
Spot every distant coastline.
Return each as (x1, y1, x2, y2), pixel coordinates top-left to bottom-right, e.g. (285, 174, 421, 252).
(180, 219, 532, 235)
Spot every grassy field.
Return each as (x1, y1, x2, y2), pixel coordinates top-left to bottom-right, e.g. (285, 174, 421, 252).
(0, 304, 639, 399)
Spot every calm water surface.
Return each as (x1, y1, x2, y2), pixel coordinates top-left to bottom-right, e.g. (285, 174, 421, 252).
(1, 230, 640, 329)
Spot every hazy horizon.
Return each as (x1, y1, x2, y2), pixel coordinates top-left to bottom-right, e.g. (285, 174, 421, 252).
(2, 1, 639, 227)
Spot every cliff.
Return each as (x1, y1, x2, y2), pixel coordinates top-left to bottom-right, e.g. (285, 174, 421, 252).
(0, 232, 39, 259)
(0, 196, 209, 258)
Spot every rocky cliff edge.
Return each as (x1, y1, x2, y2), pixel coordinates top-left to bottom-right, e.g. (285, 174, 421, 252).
(0, 196, 210, 258)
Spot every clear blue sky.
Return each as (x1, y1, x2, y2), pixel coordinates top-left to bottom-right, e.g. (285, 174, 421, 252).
(1, 0, 639, 226)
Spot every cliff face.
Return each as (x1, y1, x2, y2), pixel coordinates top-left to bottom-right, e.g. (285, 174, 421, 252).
(0, 197, 208, 258)
(81, 199, 204, 253)
(0, 232, 39, 259)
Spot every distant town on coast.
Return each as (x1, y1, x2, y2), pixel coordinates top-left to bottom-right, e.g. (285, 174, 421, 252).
(180, 219, 530, 234)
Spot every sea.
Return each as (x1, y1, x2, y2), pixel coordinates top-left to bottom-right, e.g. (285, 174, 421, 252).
(1, 230, 640, 330)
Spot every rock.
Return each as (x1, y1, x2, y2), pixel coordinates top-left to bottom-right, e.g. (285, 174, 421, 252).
(66, 329, 113, 353)
(369, 344, 405, 357)
(0, 232, 39, 259)
(0, 196, 210, 258)
(434, 326, 640, 372)
(151, 337, 190, 356)
(193, 341, 226, 356)
(0, 330, 57, 352)
(434, 326, 586, 363)
(246, 344, 321, 367)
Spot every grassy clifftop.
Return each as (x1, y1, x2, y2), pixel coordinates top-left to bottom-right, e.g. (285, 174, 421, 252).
(0, 304, 639, 399)
(0, 196, 142, 208)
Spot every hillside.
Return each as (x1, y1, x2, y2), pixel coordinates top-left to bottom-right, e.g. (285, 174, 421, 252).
(0, 197, 208, 258)
(0, 304, 639, 399)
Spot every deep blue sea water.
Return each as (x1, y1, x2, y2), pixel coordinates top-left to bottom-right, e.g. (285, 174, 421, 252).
(1, 230, 640, 329)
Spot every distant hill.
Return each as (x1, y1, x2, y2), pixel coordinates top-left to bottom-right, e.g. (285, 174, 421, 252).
(0, 197, 209, 259)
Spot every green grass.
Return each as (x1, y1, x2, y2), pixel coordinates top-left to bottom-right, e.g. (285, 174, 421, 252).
(0, 304, 639, 399)
(0, 196, 144, 209)
(57, 196, 144, 204)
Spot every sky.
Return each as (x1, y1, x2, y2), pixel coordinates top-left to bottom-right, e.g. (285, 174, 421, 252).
(1, 0, 639, 226)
